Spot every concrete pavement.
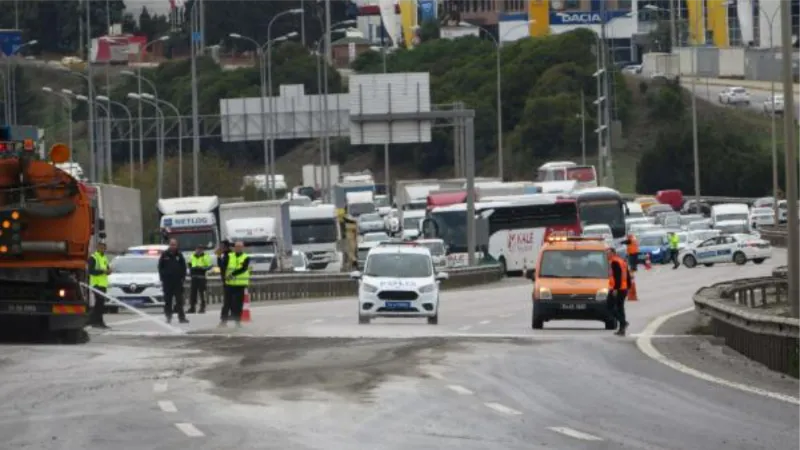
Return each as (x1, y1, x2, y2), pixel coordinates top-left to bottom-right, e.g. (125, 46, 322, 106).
(0, 250, 795, 449)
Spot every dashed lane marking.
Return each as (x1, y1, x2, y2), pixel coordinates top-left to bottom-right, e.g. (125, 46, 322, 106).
(458, 325, 472, 331)
(548, 427, 604, 441)
(153, 381, 168, 393)
(424, 370, 446, 380)
(478, 320, 491, 325)
(175, 423, 205, 437)
(637, 307, 800, 405)
(484, 402, 522, 415)
(309, 319, 325, 324)
(446, 384, 474, 395)
(158, 401, 178, 413)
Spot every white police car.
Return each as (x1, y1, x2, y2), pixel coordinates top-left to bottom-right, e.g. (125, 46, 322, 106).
(679, 234, 772, 268)
(107, 254, 163, 309)
(350, 242, 448, 325)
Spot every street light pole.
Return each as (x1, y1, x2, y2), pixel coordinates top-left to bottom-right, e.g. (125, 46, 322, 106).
(779, 0, 798, 318)
(129, 93, 165, 198)
(42, 87, 74, 161)
(98, 95, 135, 188)
(690, 6, 700, 213)
(85, 2, 96, 182)
(759, 7, 780, 222)
(190, 2, 201, 196)
(580, 89, 586, 165)
(144, 94, 183, 197)
(121, 69, 160, 171)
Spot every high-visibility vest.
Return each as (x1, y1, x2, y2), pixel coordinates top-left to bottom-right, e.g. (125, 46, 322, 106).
(190, 253, 211, 270)
(627, 236, 639, 255)
(668, 234, 680, 249)
(225, 253, 250, 287)
(89, 251, 109, 288)
(608, 256, 629, 290)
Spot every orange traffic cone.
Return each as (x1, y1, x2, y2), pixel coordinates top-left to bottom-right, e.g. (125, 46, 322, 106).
(643, 254, 652, 271)
(628, 276, 638, 301)
(241, 289, 252, 322)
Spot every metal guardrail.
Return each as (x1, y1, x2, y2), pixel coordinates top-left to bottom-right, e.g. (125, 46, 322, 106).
(185, 263, 505, 305)
(693, 277, 799, 377)
(759, 225, 788, 248)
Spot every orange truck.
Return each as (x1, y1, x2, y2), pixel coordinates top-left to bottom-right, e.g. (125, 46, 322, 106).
(0, 134, 92, 342)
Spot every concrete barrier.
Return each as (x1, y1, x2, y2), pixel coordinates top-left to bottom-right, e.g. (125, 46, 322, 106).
(694, 277, 799, 377)
(189, 263, 505, 305)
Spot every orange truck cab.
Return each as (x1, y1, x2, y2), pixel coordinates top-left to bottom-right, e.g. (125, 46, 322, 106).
(529, 236, 617, 330)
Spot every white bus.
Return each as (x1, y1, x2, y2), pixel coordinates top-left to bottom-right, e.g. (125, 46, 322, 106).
(290, 205, 341, 270)
(536, 162, 598, 190)
(423, 196, 582, 275)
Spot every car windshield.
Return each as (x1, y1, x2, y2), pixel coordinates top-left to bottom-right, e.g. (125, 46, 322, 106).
(639, 235, 665, 247)
(243, 242, 276, 254)
(374, 197, 390, 207)
(732, 88, 746, 93)
(538, 250, 608, 279)
(364, 253, 432, 278)
(357, 248, 371, 260)
(752, 208, 772, 215)
(419, 241, 445, 256)
(165, 230, 216, 252)
(403, 216, 421, 229)
(111, 257, 159, 273)
(690, 231, 718, 242)
(359, 213, 382, 223)
(363, 233, 389, 242)
(292, 253, 305, 268)
(716, 213, 748, 222)
(350, 203, 376, 216)
(249, 255, 273, 266)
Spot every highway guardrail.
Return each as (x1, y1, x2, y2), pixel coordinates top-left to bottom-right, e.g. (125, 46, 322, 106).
(759, 225, 788, 248)
(693, 277, 799, 377)
(187, 263, 504, 306)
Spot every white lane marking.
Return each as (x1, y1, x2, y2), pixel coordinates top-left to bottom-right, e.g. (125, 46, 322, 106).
(458, 325, 472, 331)
(153, 381, 168, 393)
(175, 423, 205, 437)
(548, 427, 604, 441)
(424, 370, 446, 380)
(479, 320, 491, 325)
(499, 313, 513, 318)
(309, 319, 324, 324)
(158, 401, 178, 413)
(636, 307, 800, 405)
(446, 384, 474, 395)
(484, 402, 522, 415)
(107, 316, 151, 326)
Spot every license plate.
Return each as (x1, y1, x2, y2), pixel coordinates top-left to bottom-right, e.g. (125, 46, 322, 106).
(385, 301, 411, 309)
(0, 303, 41, 313)
(561, 303, 587, 310)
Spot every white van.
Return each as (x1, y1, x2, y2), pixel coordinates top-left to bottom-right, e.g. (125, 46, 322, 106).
(625, 202, 644, 218)
(711, 203, 751, 234)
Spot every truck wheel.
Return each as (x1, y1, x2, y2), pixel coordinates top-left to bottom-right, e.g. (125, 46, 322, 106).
(703, 263, 714, 267)
(358, 315, 370, 324)
(61, 329, 88, 344)
(733, 252, 747, 265)
(427, 315, 438, 325)
(498, 257, 507, 276)
(531, 313, 544, 329)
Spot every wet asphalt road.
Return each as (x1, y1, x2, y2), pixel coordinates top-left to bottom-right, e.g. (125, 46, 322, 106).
(0, 249, 796, 449)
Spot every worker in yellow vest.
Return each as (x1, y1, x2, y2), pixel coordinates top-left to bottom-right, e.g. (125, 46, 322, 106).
(221, 240, 250, 328)
(188, 245, 212, 314)
(87, 242, 112, 329)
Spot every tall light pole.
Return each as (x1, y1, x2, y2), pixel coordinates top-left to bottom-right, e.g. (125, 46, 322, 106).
(129, 36, 168, 174)
(267, 8, 304, 199)
(85, 0, 96, 182)
(759, 6, 781, 222)
(230, 31, 298, 199)
(121, 69, 159, 171)
(143, 93, 183, 197)
(323, 0, 333, 202)
(689, 4, 700, 213)
(779, 0, 798, 318)
(97, 95, 135, 188)
(41, 86, 74, 160)
(189, 1, 201, 196)
(76, 94, 114, 183)
(6, 39, 37, 125)
(129, 92, 165, 198)
(579, 89, 586, 165)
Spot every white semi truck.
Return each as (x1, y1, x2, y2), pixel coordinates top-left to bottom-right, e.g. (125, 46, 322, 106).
(86, 183, 143, 255)
(290, 204, 340, 270)
(157, 196, 220, 259)
(219, 200, 293, 271)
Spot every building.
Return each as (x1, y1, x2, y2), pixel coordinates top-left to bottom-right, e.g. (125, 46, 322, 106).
(331, 34, 374, 68)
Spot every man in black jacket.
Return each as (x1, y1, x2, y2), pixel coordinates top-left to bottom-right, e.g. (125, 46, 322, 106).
(217, 240, 232, 325)
(158, 239, 189, 324)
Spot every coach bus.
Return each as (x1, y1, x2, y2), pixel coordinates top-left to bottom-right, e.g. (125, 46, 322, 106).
(573, 187, 627, 241)
(422, 196, 582, 275)
(536, 162, 598, 190)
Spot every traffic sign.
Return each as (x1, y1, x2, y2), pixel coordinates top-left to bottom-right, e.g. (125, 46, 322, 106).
(191, 32, 202, 43)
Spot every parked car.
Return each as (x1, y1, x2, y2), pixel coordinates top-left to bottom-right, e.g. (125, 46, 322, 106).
(763, 94, 784, 115)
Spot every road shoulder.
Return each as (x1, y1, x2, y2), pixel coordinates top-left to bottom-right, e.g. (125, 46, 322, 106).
(650, 310, 798, 399)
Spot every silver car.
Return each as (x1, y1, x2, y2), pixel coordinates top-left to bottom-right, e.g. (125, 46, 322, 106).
(416, 238, 448, 270)
(358, 213, 385, 234)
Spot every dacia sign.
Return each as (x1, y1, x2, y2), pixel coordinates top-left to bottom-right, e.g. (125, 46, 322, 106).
(549, 10, 629, 25)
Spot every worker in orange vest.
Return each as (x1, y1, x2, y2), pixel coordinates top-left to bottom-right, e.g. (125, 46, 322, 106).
(622, 233, 639, 272)
(607, 248, 631, 336)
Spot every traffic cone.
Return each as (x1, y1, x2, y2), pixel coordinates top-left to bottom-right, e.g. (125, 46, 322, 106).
(644, 254, 652, 271)
(241, 289, 252, 322)
(628, 276, 638, 301)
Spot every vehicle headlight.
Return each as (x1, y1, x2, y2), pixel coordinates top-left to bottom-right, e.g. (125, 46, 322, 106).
(419, 284, 436, 294)
(361, 283, 378, 294)
(652, 248, 660, 253)
(595, 288, 609, 300)
(537, 287, 552, 300)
